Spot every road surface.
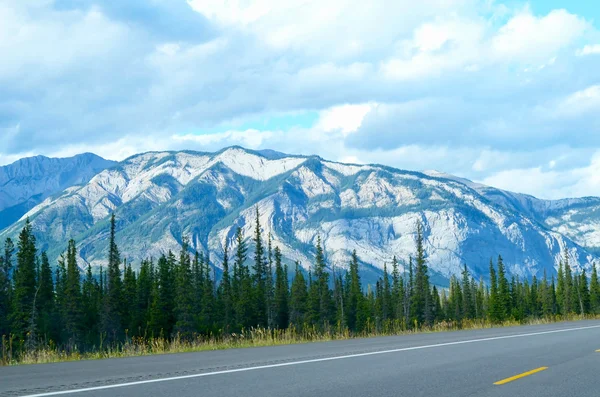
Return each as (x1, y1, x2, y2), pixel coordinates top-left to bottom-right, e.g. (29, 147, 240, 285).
(2, 320, 600, 397)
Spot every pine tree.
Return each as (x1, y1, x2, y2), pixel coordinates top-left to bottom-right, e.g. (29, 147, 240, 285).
(62, 240, 82, 345)
(252, 208, 268, 328)
(82, 263, 100, 345)
(11, 219, 37, 341)
(345, 250, 363, 332)
(590, 263, 600, 314)
(174, 239, 195, 338)
(411, 222, 431, 327)
(122, 260, 137, 334)
(103, 214, 123, 341)
(273, 247, 289, 329)
(149, 253, 175, 338)
(234, 227, 253, 329)
(488, 259, 501, 323)
(563, 253, 574, 314)
(461, 264, 474, 320)
(36, 251, 55, 341)
(578, 270, 590, 315)
(557, 260, 565, 314)
(289, 262, 308, 329)
(310, 236, 332, 329)
(217, 239, 233, 332)
(0, 238, 14, 337)
(496, 255, 510, 321)
(133, 259, 153, 336)
(381, 263, 392, 322)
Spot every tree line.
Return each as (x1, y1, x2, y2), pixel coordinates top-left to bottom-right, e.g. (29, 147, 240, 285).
(1, 210, 600, 356)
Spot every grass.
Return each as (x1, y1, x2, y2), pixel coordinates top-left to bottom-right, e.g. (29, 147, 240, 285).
(3, 315, 599, 366)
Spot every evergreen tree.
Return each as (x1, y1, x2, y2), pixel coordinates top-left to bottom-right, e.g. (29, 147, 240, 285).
(578, 270, 590, 315)
(252, 208, 268, 328)
(133, 259, 153, 336)
(461, 265, 474, 320)
(234, 227, 253, 329)
(557, 260, 565, 314)
(310, 236, 332, 329)
(563, 253, 574, 314)
(590, 264, 600, 314)
(103, 214, 123, 341)
(411, 222, 431, 327)
(217, 239, 233, 332)
(345, 250, 363, 332)
(11, 219, 37, 341)
(36, 252, 55, 341)
(149, 253, 175, 338)
(0, 238, 14, 337)
(82, 263, 100, 345)
(174, 239, 195, 338)
(488, 259, 501, 323)
(122, 260, 137, 334)
(62, 240, 83, 345)
(289, 262, 308, 329)
(496, 255, 510, 321)
(273, 247, 289, 329)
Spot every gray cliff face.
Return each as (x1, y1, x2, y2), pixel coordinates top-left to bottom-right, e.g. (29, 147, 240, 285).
(0, 147, 597, 285)
(0, 153, 116, 230)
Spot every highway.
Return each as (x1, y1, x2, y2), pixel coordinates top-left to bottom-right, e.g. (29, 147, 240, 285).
(2, 320, 600, 397)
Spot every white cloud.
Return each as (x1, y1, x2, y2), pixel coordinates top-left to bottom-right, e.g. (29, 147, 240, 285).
(491, 9, 587, 62)
(482, 151, 600, 199)
(317, 103, 374, 135)
(576, 44, 600, 56)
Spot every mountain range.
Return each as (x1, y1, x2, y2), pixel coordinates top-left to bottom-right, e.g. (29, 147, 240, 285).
(0, 146, 598, 285)
(0, 153, 116, 230)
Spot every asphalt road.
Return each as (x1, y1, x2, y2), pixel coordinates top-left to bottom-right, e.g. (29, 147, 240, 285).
(2, 320, 600, 397)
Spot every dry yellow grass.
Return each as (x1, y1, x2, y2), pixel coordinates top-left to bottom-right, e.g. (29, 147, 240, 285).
(3, 315, 598, 366)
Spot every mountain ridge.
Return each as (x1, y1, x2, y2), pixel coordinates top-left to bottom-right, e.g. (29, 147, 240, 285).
(0, 153, 117, 230)
(1, 147, 598, 285)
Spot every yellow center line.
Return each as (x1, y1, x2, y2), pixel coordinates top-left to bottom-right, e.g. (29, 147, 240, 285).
(596, 349, 600, 353)
(494, 367, 549, 385)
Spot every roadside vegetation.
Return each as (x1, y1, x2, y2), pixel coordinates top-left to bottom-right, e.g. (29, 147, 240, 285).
(2, 209, 600, 365)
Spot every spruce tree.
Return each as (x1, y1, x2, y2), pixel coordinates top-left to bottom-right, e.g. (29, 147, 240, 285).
(310, 236, 332, 329)
(103, 214, 123, 341)
(36, 251, 55, 341)
(82, 263, 100, 345)
(488, 259, 501, 323)
(234, 227, 253, 329)
(411, 222, 431, 327)
(0, 238, 14, 337)
(63, 240, 83, 345)
(174, 239, 195, 338)
(345, 250, 363, 331)
(496, 255, 510, 321)
(122, 260, 137, 334)
(149, 253, 175, 338)
(557, 260, 565, 314)
(217, 239, 233, 332)
(11, 219, 37, 341)
(590, 263, 600, 314)
(273, 247, 289, 329)
(252, 208, 268, 327)
(134, 259, 153, 336)
(461, 264, 474, 320)
(289, 262, 308, 329)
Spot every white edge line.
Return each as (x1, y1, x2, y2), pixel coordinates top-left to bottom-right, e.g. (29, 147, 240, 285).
(17, 324, 600, 397)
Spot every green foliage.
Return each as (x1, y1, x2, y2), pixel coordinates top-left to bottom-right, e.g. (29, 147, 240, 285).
(2, 216, 598, 364)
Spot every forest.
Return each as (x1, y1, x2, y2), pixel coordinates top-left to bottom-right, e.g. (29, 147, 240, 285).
(1, 209, 600, 364)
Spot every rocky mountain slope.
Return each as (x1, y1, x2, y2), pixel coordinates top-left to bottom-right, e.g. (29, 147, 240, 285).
(424, 171, 600, 254)
(0, 153, 116, 230)
(1, 147, 596, 284)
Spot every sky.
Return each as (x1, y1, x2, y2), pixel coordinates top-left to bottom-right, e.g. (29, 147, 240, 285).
(0, 0, 599, 200)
